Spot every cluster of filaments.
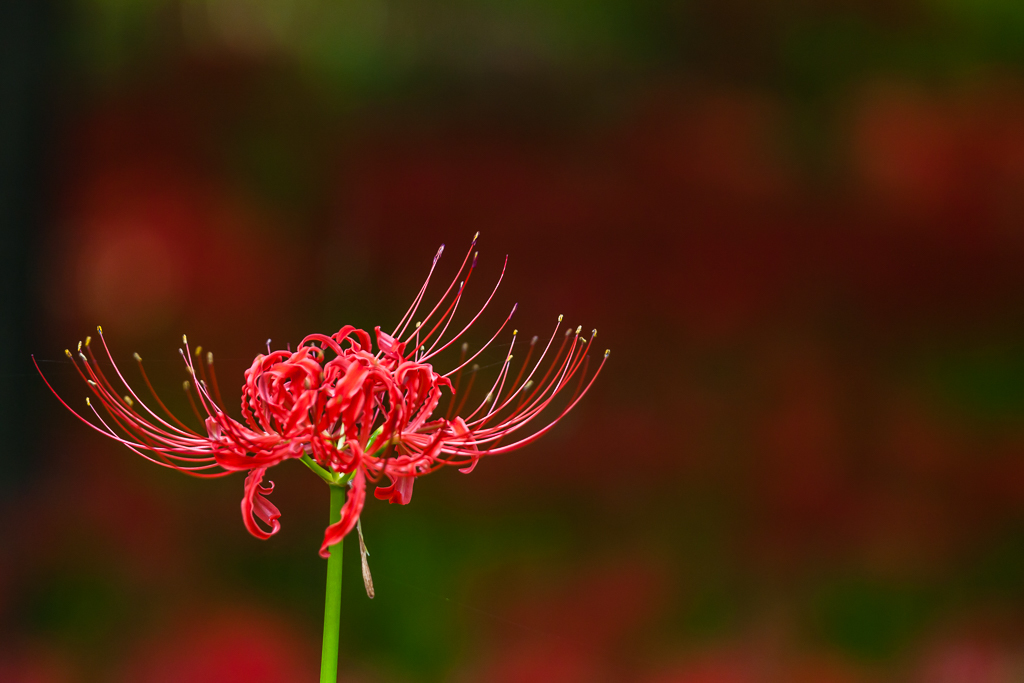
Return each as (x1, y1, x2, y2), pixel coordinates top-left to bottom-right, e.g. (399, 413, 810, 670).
(40, 236, 608, 487)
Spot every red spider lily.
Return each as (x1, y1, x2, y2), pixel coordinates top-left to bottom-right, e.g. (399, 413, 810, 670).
(36, 237, 608, 557)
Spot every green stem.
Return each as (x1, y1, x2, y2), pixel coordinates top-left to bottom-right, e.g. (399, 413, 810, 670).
(320, 484, 345, 683)
(301, 453, 336, 484)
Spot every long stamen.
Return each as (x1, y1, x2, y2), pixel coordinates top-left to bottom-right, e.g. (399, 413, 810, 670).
(95, 394, 217, 464)
(392, 243, 447, 340)
(568, 355, 591, 404)
(421, 278, 468, 357)
(403, 245, 478, 350)
(193, 346, 215, 407)
(481, 316, 566, 422)
(464, 332, 518, 422)
(507, 334, 537, 396)
(445, 342, 469, 420)
(441, 300, 516, 378)
(396, 234, 479, 348)
(505, 332, 588, 425)
(206, 351, 225, 409)
(39, 348, 220, 471)
(452, 364, 479, 417)
(461, 337, 604, 449)
(133, 352, 200, 436)
(465, 350, 609, 456)
(95, 328, 204, 439)
(422, 254, 508, 363)
(466, 330, 581, 434)
(183, 380, 206, 426)
(85, 399, 229, 478)
(77, 350, 198, 449)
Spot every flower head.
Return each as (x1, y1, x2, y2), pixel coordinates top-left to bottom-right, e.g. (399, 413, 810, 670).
(37, 237, 607, 557)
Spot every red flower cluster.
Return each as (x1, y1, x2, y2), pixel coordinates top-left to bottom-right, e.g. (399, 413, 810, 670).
(38, 238, 607, 556)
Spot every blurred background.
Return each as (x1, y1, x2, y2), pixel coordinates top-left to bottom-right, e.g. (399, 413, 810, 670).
(6, 0, 1024, 681)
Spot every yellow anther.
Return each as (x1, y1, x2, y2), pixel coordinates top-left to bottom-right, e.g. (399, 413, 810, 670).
(592, 329, 597, 337)
(133, 352, 141, 362)
(77, 341, 82, 352)
(183, 381, 190, 391)
(473, 230, 480, 241)
(558, 314, 563, 322)
(84, 336, 91, 346)
(206, 351, 214, 365)
(182, 334, 188, 345)
(85, 397, 91, 406)
(513, 329, 518, 335)
(575, 325, 582, 335)
(604, 349, 611, 357)
(96, 325, 103, 334)
(123, 395, 134, 406)
(64, 349, 71, 358)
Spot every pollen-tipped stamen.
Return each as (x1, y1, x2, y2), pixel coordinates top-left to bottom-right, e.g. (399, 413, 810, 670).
(401, 240, 479, 351)
(473, 314, 567, 426)
(440, 299, 517, 378)
(391, 242, 451, 340)
(206, 350, 225, 409)
(422, 255, 509, 364)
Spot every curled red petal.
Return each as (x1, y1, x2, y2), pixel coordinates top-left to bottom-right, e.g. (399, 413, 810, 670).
(374, 474, 415, 505)
(319, 469, 367, 558)
(457, 457, 480, 474)
(332, 325, 372, 352)
(241, 467, 281, 540)
(375, 326, 406, 360)
(448, 416, 480, 473)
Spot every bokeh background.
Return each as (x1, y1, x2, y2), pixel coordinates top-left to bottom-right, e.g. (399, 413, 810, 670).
(7, 1, 1024, 681)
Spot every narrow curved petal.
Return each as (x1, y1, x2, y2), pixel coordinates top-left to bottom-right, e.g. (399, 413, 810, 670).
(241, 467, 282, 540)
(319, 469, 367, 558)
(375, 326, 407, 361)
